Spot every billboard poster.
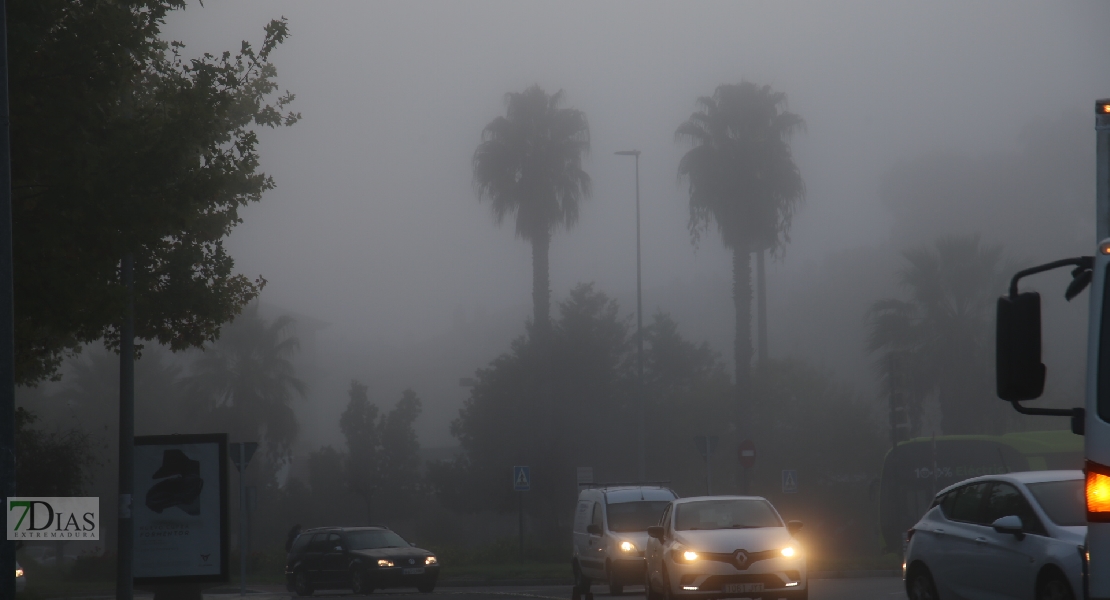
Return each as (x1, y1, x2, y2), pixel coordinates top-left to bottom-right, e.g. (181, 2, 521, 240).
(134, 434, 229, 584)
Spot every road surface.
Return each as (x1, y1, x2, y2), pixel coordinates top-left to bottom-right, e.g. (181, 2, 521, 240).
(215, 580, 906, 600)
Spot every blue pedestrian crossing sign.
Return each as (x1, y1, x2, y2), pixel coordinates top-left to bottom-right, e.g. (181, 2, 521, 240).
(782, 469, 798, 494)
(513, 466, 531, 491)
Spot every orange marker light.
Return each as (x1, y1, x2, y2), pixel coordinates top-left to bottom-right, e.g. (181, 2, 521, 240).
(1087, 469, 1110, 514)
(1100, 241, 1110, 255)
(1103, 104, 1110, 114)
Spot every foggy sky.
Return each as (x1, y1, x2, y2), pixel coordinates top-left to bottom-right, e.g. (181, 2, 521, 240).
(157, 2, 1110, 450)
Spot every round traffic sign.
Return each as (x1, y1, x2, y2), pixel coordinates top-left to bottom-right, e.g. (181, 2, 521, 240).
(738, 439, 756, 469)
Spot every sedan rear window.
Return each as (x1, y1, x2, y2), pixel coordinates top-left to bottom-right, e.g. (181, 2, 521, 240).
(675, 499, 782, 530)
(1026, 479, 1086, 527)
(345, 529, 411, 550)
(607, 501, 671, 532)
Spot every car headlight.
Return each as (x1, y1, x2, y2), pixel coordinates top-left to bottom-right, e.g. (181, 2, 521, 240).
(620, 541, 636, 552)
(781, 546, 797, 558)
(378, 559, 394, 567)
(425, 556, 437, 565)
(15, 568, 23, 578)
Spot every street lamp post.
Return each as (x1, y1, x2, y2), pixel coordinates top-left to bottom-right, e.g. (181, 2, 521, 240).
(615, 150, 644, 483)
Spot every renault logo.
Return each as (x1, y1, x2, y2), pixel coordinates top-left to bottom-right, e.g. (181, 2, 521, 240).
(733, 550, 750, 570)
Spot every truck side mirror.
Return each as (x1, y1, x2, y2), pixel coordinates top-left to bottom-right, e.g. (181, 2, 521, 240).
(996, 292, 1046, 401)
(586, 524, 602, 536)
(647, 526, 664, 540)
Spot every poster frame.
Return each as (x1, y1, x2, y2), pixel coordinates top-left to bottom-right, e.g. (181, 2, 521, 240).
(133, 433, 229, 586)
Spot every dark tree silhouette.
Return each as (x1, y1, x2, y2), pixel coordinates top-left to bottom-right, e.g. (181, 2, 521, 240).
(867, 235, 1009, 435)
(186, 304, 306, 461)
(676, 82, 804, 421)
(472, 85, 591, 334)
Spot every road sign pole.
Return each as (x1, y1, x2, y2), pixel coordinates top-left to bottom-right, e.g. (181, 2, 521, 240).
(518, 491, 524, 562)
(705, 437, 712, 495)
(239, 443, 246, 597)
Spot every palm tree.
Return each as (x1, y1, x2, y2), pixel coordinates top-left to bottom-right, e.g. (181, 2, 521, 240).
(186, 303, 306, 461)
(867, 235, 1009, 435)
(473, 85, 591, 334)
(676, 82, 805, 412)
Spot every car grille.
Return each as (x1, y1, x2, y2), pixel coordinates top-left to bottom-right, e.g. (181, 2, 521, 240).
(698, 574, 787, 590)
(700, 549, 780, 570)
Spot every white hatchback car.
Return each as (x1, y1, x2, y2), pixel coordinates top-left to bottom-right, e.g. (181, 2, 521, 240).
(645, 496, 807, 600)
(903, 470, 1086, 600)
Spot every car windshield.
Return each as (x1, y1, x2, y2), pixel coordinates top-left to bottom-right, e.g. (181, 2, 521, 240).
(1026, 479, 1086, 527)
(345, 529, 411, 550)
(675, 499, 782, 530)
(606, 501, 671, 532)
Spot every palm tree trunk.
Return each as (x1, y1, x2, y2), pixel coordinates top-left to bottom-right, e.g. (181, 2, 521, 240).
(756, 249, 768, 364)
(733, 246, 754, 494)
(531, 230, 551, 334)
(732, 246, 753, 420)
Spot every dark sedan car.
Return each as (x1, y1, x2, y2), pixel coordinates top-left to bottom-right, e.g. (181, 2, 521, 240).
(285, 526, 440, 596)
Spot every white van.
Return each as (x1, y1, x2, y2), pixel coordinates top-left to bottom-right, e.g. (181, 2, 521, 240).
(572, 485, 679, 598)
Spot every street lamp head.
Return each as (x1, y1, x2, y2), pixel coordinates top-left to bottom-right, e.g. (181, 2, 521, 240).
(615, 150, 641, 156)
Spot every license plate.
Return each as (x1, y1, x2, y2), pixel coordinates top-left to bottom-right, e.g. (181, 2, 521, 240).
(402, 567, 425, 575)
(722, 583, 763, 594)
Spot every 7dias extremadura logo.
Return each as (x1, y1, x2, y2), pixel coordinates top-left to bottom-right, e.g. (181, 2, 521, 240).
(7, 497, 99, 540)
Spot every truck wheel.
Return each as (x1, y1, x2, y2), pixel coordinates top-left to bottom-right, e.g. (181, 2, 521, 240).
(607, 563, 623, 596)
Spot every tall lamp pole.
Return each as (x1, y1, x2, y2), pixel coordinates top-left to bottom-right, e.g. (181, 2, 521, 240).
(615, 150, 644, 483)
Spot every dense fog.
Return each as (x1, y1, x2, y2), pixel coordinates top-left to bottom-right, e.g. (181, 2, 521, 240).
(14, 0, 1110, 574)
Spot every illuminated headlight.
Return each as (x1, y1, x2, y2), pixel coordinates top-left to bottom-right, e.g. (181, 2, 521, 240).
(683, 550, 698, 561)
(378, 559, 394, 567)
(425, 556, 438, 565)
(781, 546, 796, 558)
(14, 568, 23, 578)
(620, 541, 636, 552)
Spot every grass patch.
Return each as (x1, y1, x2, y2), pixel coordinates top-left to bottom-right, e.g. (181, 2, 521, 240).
(440, 562, 571, 581)
(808, 553, 902, 572)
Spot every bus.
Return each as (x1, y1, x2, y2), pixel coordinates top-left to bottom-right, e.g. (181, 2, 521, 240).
(877, 430, 1082, 552)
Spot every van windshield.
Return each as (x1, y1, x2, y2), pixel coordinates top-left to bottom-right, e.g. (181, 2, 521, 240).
(606, 501, 671, 532)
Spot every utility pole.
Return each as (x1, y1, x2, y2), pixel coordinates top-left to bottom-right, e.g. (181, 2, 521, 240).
(615, 150, 644, 482)
(116, 254, 135, 600)
(0, 0, 15, 596)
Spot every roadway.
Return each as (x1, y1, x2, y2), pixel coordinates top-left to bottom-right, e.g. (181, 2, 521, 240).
(215, 580, 907, 600)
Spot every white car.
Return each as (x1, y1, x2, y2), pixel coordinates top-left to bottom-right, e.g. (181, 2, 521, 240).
(903, 470, 1086, 600)
(645, 496, 807, 600)
(572, 485, 679, 597)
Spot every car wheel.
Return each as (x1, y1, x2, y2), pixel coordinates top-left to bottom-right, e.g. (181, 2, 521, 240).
(293, 569, 314, 597)
(607, 564, 623, 596)
(573, 561, 592, 596)
(644, 566, 661, 600)
(417, 578, 437, 593)
(661, 566, 674, 600)
(1037, 571, 1075, 600)
(906, 565, 938, 600)
(351, 567, 373, 595)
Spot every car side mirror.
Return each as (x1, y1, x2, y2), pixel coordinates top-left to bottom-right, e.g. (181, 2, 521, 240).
(647, 526, 664, 541)
(587, 524, 602, 536)
(996, 292, 1046, 401)
(786, 520, 803, 537)
(409, 542, 416, 547)
(991, 515, 1025, 541)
